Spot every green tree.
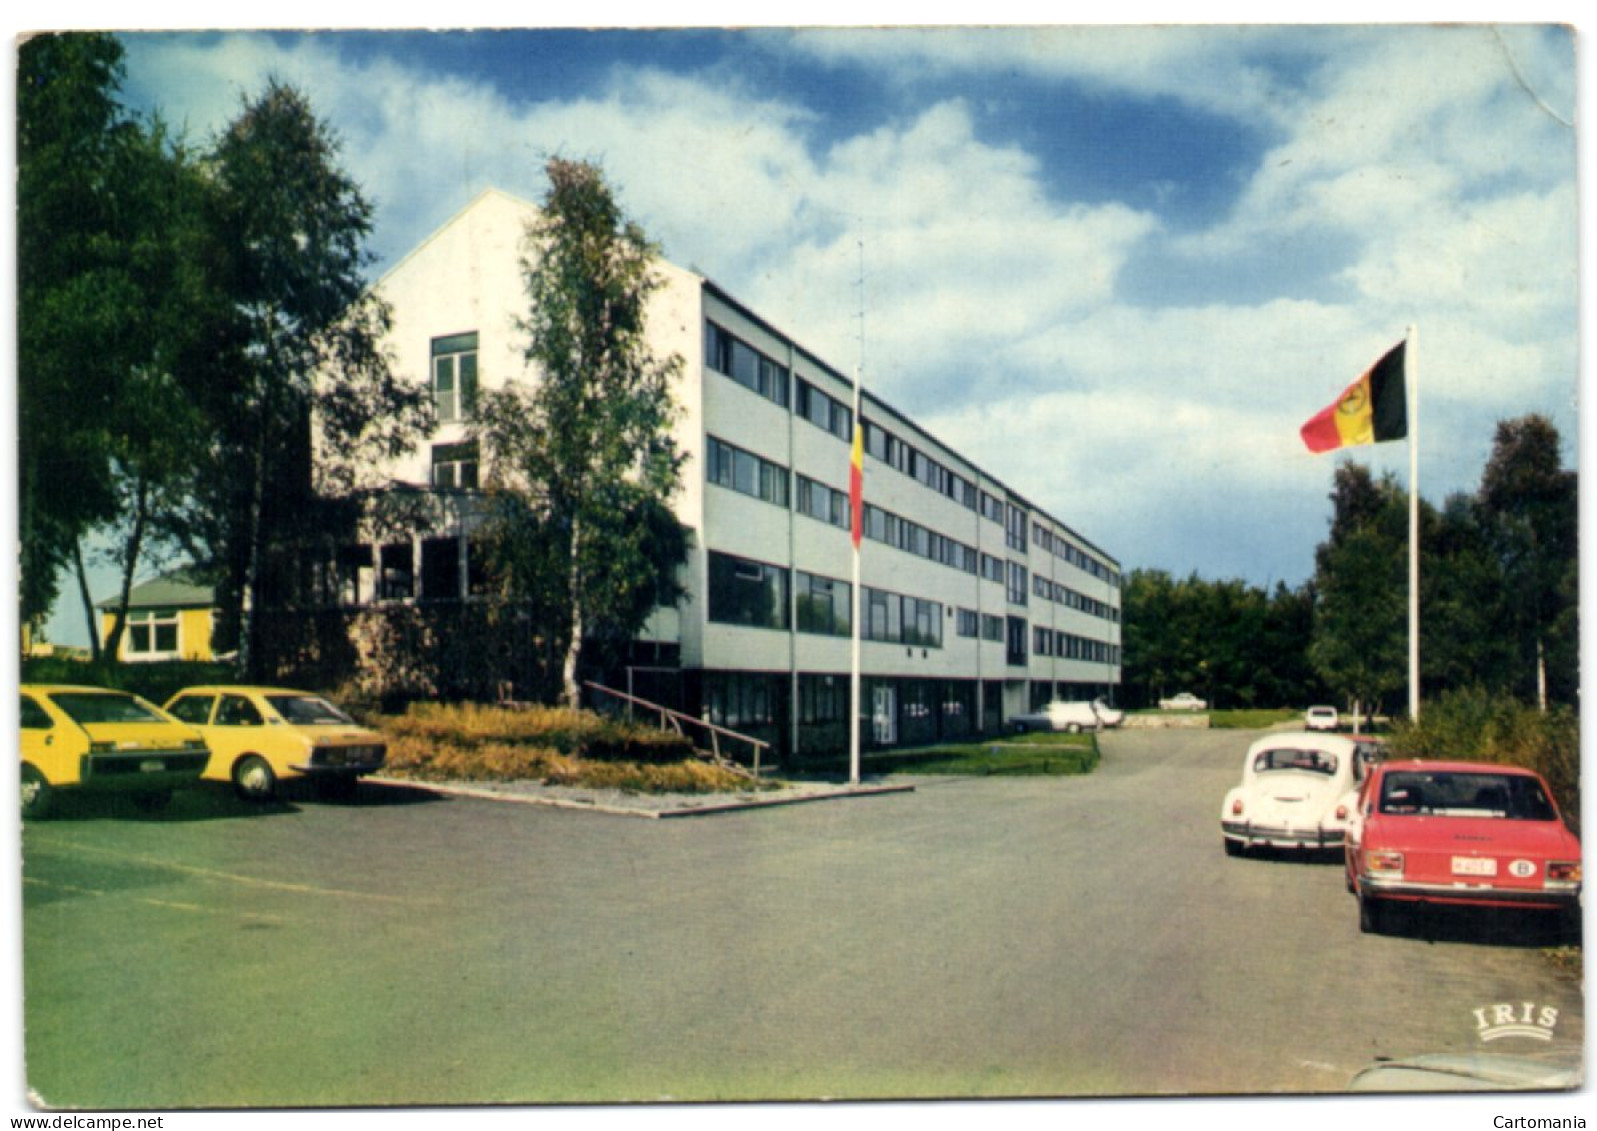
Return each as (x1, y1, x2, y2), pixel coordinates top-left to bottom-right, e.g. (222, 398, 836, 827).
(17, 33, 136, 649)
(1476, 415, 1577, 709)
(174, 79, 432, 673)
(1418, 492, 1515, 698)
(473, 157, 688, 708)
(1308, 465, 1410, 720)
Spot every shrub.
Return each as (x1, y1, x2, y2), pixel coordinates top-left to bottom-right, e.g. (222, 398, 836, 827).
(372, 701, 746, 792)
(1390, 688, 1580, 836)
(21, 657, 239, 706)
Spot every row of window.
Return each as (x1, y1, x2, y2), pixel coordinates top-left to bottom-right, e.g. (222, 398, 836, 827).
(1034, 521, 1119, 586)
(861, 503, 978, 575)
(707, 441, 1114, 623)
(1034, 627, 1120, 665)
(707, 551, 942, 648)
(1032, 573, 1120, 622)
(862, 419, 979, 510)
(429, 323, 1119, 590)
(316, 537, 489, 606)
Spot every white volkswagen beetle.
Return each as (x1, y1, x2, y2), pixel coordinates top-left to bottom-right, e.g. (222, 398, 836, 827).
(1221, 732, 1363, 856)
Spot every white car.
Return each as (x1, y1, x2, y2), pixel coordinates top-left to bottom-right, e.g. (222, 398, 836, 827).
(1008, 698, 1124, 734)
(1221, 732, 1362, 856)
(1158, 692, 1207, 711)
(1305, 705, 1340, 732)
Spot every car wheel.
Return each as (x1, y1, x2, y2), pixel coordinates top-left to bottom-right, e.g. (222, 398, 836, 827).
(130, 790, 172, 813)
(1066, 723, 1081, 734)
(1224, 838, 1243, 858)
(1358, 894, 1385, 935)
(21, 764, 53, 820)
(232, 755, 277, 802)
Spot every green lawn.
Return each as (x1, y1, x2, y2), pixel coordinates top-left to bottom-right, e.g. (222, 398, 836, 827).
(870, 732, 1099, 776)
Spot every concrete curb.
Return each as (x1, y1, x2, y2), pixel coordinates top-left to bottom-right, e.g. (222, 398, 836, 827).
(367, 776, 916, 819)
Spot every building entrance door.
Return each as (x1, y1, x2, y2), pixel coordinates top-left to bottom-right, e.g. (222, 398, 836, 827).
(872, 685, 897, 746)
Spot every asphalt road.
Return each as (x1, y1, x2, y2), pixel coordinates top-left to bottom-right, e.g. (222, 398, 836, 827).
(19, 727, 1584, 1108)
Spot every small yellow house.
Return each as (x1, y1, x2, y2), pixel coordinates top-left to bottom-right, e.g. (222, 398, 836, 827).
(97, 573, 218, 663)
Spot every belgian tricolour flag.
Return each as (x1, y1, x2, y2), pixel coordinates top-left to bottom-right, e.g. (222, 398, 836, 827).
(1300, 341, 1407, 454)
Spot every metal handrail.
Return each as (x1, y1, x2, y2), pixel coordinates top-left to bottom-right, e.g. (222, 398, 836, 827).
(582, 680, 770, 779)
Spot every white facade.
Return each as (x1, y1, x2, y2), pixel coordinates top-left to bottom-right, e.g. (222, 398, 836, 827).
(350, 188, 1122, 759)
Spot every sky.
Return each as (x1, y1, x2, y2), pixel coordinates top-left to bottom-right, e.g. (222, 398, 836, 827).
(22, 15, 1584, 622)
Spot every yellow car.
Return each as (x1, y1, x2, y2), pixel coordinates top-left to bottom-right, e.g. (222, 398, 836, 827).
(20, 684, 211, 819)
(163, 686, 387, 801)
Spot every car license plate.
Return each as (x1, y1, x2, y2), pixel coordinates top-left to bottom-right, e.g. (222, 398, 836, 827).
(139, 759, 165, 773)
(1452, 856, 1497, 877)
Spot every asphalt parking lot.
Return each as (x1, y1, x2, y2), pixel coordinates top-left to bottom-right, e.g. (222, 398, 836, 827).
(18, 727, 1584, 1107)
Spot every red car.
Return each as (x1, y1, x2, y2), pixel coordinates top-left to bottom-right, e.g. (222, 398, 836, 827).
(1344, 759, 1581, 935)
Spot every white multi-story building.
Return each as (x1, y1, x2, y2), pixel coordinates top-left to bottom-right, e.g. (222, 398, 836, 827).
(330, 188, 1122, 763)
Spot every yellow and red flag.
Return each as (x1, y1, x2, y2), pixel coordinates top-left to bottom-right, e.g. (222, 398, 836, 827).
(1301, 341, 1408, 453)
(849, 421, 865, 548)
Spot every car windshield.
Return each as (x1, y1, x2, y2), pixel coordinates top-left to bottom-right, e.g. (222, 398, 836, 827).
(50, 691, 166, 726)
(1379, 771, 1557, 820)
(265, 695, 354, 726)
(1254, 748, 1338, 775)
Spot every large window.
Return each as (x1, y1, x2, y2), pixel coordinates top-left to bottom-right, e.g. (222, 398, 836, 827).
(707, 436, 788, 508)
(420, 537, 462, 601)
(704, 672, 780, 730)
(796, 475, 850, 531)
(956, 608, 979, 638)
(863, 588, 942, 648)
(708, 551, 789, 630)
(796, 571, 851, 637)
(1006, 503, 1029, 553)
(798, 674, 846, 725)
(125, 609, 180, 657)
(1006, 616, 1028, 667)
(431, 442, 479, 490)
(795, 379, 853, 443)
(432, 332, 478, 423)
(379, 543, 414, 601)
(706, 321, 789, 407)
(981, 614, 1004, 643)
(1007, 561, 1029, 606)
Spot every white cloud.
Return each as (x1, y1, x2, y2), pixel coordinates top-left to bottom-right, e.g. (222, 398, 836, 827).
(113, 25, 1576, 590)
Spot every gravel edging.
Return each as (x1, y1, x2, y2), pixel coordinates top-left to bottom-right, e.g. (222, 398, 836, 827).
(367, 775, 915, 818)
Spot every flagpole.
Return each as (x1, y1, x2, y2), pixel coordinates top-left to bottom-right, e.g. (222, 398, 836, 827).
(850, 373, 862, 787)
(849, 233, 864, 787)
(1407, 324, 1420, 722)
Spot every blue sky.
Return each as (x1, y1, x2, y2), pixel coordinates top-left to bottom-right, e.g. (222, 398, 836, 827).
(28, 15, 1581, 643)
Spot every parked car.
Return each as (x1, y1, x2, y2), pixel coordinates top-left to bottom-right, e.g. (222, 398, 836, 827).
(1158, 692, 1207, 711)
(20, 684, 210, 819)
(1343, 759, 1582, 935)
(1350, 734, 1389, 770)
(164, 686, 387, 801)
(1008, 698, 1123, 734)
(1221, 732, 1362, 856)
(1305, 705, 1340, 732)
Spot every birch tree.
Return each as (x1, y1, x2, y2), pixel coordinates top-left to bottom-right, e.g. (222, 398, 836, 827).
(474, 158, 687, 708)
